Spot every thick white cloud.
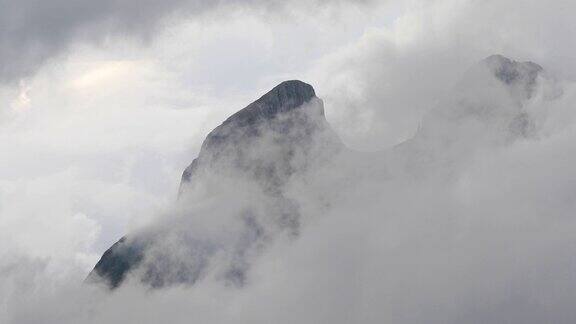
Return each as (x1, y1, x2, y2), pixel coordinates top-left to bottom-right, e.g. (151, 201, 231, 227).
(310, 0, 576, 150)
(2, 0, 576, 323)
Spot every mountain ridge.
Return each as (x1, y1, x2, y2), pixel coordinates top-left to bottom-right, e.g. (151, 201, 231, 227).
(89, 54, 553, 289)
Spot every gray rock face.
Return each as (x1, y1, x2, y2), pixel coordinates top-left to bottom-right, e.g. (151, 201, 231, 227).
(88, 80, 343, 289)
(86, 237, 145, 288)
(180, 80, 339, 193)
(484, 54, 543, 92)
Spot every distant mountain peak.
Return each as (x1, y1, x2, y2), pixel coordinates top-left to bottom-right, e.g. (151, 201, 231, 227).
(397, 54, 552, 175)
(482, 54, 543, 86)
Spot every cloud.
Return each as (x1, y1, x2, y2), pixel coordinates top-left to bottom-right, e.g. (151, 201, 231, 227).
(2, 0, 576, 323)
(0, 0, 187, 82)
(310, 0, 576, 150)
(0, 0, 375, 83)
(6, 83, 576, 323)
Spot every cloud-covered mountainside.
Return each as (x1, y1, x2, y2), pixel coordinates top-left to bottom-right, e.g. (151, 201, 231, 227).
(88, 54, 561, 292)
(88, 80, 343, 288)
(4, 49, 576, 323)
(391, 54, 559, 177)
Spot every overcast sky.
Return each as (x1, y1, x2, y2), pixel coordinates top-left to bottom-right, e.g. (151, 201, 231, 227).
(2, 0, 576, 323)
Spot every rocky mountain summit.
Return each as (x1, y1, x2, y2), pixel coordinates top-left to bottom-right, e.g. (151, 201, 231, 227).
(88, 80, 343, 288)
(180, 80, 342, 194)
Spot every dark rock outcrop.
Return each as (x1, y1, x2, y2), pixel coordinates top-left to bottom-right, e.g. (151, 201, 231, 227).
(86, 237, 145, 288)
(484, 54, 543, 93)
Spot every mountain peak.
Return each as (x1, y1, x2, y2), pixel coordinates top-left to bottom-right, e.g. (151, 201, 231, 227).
(89, 80, 342, 289)
(262, 80, 316, 106)
(180, 79, 337, 189)
(271, 79, 316, 97)
(220, 80, 318, 128)
(482, 54, 543, 85)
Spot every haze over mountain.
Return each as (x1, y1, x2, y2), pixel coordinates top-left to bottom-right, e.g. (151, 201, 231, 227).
(88, 55, 562, 292)
(3, 0, 576, 322)
(390, 54, 559, 177)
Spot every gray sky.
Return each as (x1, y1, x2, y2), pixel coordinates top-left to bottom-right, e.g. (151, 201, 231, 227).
(2, 0, 576, 323)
